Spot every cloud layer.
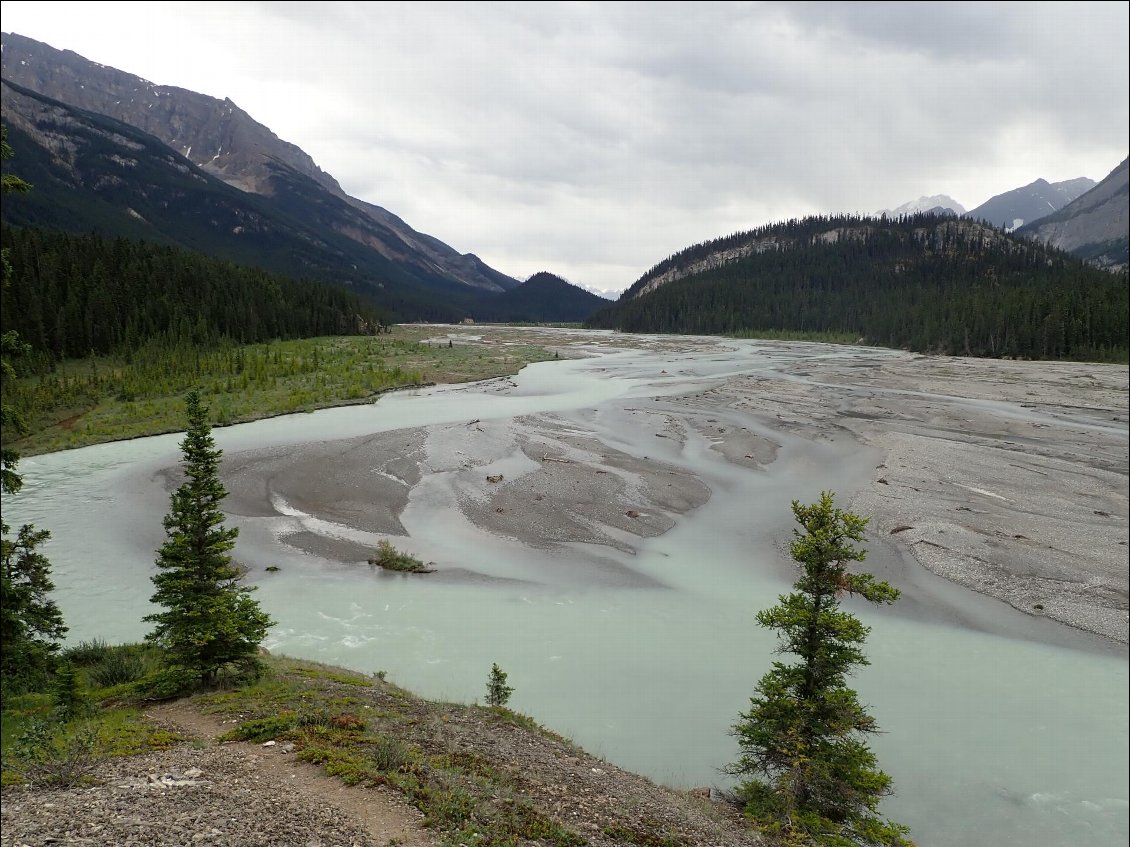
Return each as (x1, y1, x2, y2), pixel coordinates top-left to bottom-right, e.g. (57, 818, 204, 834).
(3, 1, 1127, 294)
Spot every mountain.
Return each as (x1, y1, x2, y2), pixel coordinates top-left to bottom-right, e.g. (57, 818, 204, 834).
(878, 195, 965, 217)
(0, 33, 520, 308)
(586, 214, 1127, 361)
(966, 177, 1095, 231)
(0, 77, 477, 320)
(473, 272, 608, 323)
(1016, 158, 1128, 271)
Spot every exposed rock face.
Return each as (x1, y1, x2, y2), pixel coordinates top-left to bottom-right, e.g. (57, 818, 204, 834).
(1, 33, 342, 197)
(1, 32, 518, 293)
(1017, 157, 1129, 271)
(0, 77, 407, 290)
(638, 236, 785, 296)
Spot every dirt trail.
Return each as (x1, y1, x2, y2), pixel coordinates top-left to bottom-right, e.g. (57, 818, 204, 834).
(149, 702, 437, 847)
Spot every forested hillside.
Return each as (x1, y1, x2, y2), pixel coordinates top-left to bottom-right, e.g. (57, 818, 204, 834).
(587, 214, 1128, 361)
(0, 81, 491, 323)
(473, 271, 608, 323)
(1, 224, 385, 366)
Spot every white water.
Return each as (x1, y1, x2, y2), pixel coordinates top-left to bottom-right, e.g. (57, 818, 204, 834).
(7, 335, 1127, 846)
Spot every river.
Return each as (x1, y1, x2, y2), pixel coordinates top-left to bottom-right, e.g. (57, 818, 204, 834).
(6, 331, 1127, 847)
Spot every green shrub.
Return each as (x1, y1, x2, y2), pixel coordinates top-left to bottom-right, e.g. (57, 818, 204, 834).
(61, 639, 113, 666)
(371, 734, 411, 773)
(8, 718, 103, 787)
(89, 650, 150, 688)
(368, 540, 430, 573)
(130, 666, 198, 700)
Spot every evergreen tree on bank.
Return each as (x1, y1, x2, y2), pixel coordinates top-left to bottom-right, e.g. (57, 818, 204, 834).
(729, 492, 912, 846)
(1, 125, 66, 695)
(145, 391, 272, 685)
(1, 523, 67, 693)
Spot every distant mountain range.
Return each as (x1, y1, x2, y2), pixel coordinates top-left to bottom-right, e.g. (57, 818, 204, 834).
(879, 166, 1124, 272)
(1, 31, 1124, 342)
(0, 32, 605, 323)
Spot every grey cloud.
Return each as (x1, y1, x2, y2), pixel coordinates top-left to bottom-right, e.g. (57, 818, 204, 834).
(2, 0, 1126, 293)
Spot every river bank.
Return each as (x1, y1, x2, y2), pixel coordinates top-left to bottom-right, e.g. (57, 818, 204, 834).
(0, 655, 760, 847)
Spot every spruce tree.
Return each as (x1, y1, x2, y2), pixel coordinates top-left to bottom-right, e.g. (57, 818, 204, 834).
(1, 523, 67, 692)
(729, 491, 912, 846)
(485, 663, 513, 707)
(145, 391, 272, 685)
(1, 126, 65, 695)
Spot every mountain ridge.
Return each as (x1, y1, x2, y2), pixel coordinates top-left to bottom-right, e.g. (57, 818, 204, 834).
(0, 78, 433, 306)
(966, 177, 1096, 231)
(1016, 158, 1128, 271)
(474, 271, 608, 323)
(0, 31, 519, 296)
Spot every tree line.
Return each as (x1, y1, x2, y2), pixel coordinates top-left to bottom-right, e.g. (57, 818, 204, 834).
(0, 223, 389, 368)
(588, 214, 1128, 362)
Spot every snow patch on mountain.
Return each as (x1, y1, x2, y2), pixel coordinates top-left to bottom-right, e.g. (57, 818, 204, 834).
(877, 195, 966, 217)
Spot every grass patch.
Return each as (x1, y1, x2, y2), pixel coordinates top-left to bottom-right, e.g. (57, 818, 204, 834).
(292, 665, 375, 687)
(480, 704, 572, 745)
(10, 327, 560, 455)
(1, 703, 180, 787)
(219, 713, 299, 743)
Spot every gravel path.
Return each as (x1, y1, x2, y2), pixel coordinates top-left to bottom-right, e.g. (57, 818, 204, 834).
(2, 683, 762, 847)
(1, 705, 433, 847)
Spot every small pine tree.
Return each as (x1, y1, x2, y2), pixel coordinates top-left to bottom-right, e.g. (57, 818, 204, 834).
(144, 391, 273, 686)
(485, 662, 513, 707)
(729, 491, 913, 846)
(51, 663, 86, 721)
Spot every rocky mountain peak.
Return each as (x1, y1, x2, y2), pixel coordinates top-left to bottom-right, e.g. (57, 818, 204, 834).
(1, 32, 342, 197)
(877, 194, 966, 217)
(1, 32, 518, 294)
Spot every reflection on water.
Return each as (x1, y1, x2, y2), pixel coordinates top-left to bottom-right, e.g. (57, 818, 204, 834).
(7, 334, 1127, 847)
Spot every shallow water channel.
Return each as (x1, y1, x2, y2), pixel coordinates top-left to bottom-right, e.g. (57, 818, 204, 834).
(8, 333, 1127, 846)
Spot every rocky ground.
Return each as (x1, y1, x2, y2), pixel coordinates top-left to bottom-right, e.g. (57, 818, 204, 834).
(2, 665, 761, 847)
(717, 350, 1129, 645)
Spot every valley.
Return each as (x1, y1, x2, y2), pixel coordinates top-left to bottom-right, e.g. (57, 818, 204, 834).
(1, 20, 1127, 847)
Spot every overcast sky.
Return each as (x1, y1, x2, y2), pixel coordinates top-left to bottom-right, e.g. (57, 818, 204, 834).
(2, 1, 1127, 296)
